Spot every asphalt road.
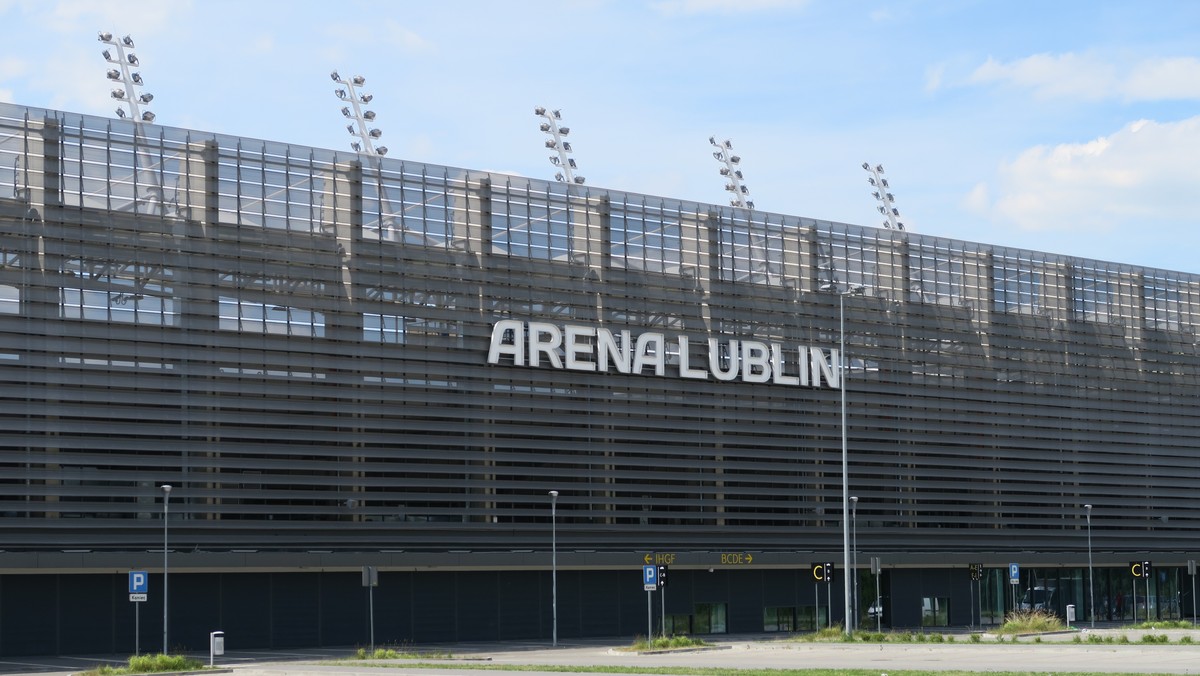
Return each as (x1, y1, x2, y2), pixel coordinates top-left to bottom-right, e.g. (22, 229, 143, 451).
(4, 629, 1199, 676)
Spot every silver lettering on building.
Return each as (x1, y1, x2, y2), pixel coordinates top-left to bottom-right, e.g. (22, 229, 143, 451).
(487, 320, 840, 389)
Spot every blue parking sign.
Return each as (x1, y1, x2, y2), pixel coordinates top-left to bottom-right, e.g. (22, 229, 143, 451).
(643, 564, 657, 589)
(129, 570, 148, 593)
(1008, 563, 1020, 583)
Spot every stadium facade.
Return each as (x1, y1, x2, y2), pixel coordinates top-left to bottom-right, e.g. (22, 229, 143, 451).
(0, 101, 1198, 656)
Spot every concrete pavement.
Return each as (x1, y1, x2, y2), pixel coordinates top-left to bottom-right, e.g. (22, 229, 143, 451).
(5, 629, 1200, 676)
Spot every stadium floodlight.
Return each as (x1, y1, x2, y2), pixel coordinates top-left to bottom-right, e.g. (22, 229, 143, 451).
(98, 31, 154, 126)
(862, 163, 905, 231)
(98, 30, 167, 218)
(710, 136, 753, 209)
(331, 72, 388, 157)
(535, 106, 584, 185)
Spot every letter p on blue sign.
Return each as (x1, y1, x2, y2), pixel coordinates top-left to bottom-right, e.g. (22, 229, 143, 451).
(129, 570, 148, 593)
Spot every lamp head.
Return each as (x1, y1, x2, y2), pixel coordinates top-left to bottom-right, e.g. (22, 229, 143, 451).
(161, 484, 172, 495)
(548, 490, 558, 498)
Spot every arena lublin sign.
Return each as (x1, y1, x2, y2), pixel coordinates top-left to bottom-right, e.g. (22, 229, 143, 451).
(487, 319, 841, 389)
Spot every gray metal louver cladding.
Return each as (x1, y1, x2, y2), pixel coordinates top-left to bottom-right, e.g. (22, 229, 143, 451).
(0, 100, 1197, 559)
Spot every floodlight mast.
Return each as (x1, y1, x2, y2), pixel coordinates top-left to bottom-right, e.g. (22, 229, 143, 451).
(99, 32, 155, 123)
(332, 72, 388, 158)
(709, 137, 753, 210)
(534, 107, 584, 185)
(99, 32, 165, 216)
(862, 163, 905, 231)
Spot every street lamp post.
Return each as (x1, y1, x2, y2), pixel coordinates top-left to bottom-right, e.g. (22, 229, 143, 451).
(1085, 504, 1094, 628)
(549, 490, 559, 647)
(835, 286, 862, 634)
(161, 484, 172, 654)
(850, 496, 859, 631)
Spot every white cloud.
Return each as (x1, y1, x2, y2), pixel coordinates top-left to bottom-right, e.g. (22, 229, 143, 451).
(968, 52, 1117, 100)
(963, 182, 989, 213)
(968, 117, 1200, 235)
(0, 56, 26, 79)
(651, 0, 808, 15)
(251, 35, 275, 53)
(1123, 57, 1200, 101)
(923, 62, 944, 93)
(381, 19, 431, 51)
(967, 52, 1200, 102)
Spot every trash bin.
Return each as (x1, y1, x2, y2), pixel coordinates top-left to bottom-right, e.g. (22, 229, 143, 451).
(210, 631, 225, 666)
(1066, 604, 1076, 624)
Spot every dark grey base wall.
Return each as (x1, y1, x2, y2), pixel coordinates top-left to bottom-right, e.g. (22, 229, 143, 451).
(5, 566, 1192, 657)
(0, 568, 843, 657)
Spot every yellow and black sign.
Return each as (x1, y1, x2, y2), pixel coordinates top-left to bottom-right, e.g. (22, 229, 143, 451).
(643, 552, 676, 565)
(1129, 560, 1153, 578)
(719, 552, 754, 565)
(969, 563, 983, 581)
(811, 562, 835, 582)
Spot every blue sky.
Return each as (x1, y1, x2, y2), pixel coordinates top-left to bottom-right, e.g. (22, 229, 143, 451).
(3, 0, 1199, 273)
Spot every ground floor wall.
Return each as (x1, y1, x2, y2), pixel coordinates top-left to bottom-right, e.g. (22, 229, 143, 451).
(0, 566, 1195, 657)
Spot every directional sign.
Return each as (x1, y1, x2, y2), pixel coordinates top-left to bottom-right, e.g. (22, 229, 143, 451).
(1130, 560, 1152, 578)
(643, 564, 658, 591)
(1008, 563, 1020, 585)
(719, 552, 754, 565)
(129, 570, 148, 594)
(970, 563, 983, 581)
(811, 562, 835, 583)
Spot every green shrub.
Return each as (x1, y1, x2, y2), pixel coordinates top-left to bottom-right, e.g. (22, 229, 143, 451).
(929, 633, 945, 643)
(1180, 635, 1194, 644)
(1134, 620, 1194, 630)
(81, 653, 205, 675)
(630, 634, 707, 651)
(996, 609, 1066, 635)
(969, 633, 982, 643)
(1072, 635, 1082, 643)
(353, 643, 451, 660)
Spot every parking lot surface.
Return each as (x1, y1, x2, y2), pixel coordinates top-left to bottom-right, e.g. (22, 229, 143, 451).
(5, 628, 1199, 676)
